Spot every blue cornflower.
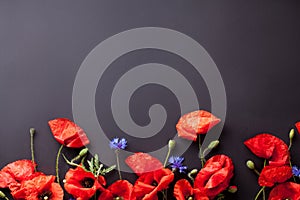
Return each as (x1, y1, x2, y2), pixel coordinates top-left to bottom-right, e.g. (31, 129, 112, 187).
(168, 156, 187, 173)
(109, 137, 127, 150)
(292, 166, 300, 177)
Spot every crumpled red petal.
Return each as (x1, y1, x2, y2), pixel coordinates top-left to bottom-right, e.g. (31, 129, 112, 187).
(98, 180, 135, 200)
(176, 110, 220, 141)
(173, 179, 193, 200)
(64, 166, 106, 200)
(1, 160, 36, 182)
(125, 153, 163, 175)
(0, 171, 16, 188)
(268, 182, 300, 200)
(133, 168, 174, 200)
(194, 155, 234, 199)
(244, 133, 289, 166)
(258, 165, 292, 187)
(11, 174, 64, 200)
(48, 118, 90, 148)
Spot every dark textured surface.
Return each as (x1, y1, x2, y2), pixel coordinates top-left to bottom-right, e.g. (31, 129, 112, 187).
(1, 1, 300, 199)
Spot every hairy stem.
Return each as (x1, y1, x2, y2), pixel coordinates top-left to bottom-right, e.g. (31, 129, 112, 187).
(55, 145, 64, 184)
(115, 150, 122, 180)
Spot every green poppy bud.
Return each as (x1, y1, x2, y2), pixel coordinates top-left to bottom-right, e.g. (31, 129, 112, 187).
(246, 160, 255, 170)
(189, 169, 198, 175)
(30, 128, 35, 135)
(79, 148, 89, 157)
(228, 185, 238, 193)
(168, 140, 176, 150)
(0, 191, 6, 198)
(289, 129, 295, 140)
(208, 140, 219, 149)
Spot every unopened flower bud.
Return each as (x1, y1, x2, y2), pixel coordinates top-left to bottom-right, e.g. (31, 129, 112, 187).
(79, 148, 88, 157)
(246, 160, 255, 170)
(208, 140, 219, 149)
(0, 191, 6, 198)
(189, 169, 198, 175)
(168, 140, 176, 150)
(30, 128, 35, 135)
(228, 185, 238, 193)
(289, 129, 295, 140)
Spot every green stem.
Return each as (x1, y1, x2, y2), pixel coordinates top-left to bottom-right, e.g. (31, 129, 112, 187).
(115, 150, 122, 180)
(56, 145, 64, 184)
(289, 159, 297, 183)
(163, 148, 171, 167)
(289, 137, 293, 150)
(30, 129, 36, 171)
(254, 187, 265, 200)
(198, 136, 205, 168)
(253, 169, 260, 176)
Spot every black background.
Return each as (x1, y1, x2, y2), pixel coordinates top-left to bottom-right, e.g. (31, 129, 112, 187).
(1, 1, 300, 199)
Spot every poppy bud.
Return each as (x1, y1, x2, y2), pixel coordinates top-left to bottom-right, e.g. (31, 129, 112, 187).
(246, 160, 255, 170)
(79, 148, 88, 157)
(30, 128, 35, 135)
(168, 140, 176, 150)
(228, 185, 238, 193)
(208, 140, 219, 149)
(189, 169, 198, 175)
(0, 191, 6, 198)
(289, 129, 295, 140)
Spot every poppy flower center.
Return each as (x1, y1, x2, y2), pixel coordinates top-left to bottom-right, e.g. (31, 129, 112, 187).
(81, 177, 95, 188)
(151, 181, 158, 186)
(186, 196, 193, 200)
(38, 191, 52, 200)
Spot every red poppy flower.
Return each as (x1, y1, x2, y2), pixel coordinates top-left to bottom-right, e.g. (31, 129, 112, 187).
(48, 118, 89, 148)
(11, 174, 63, 200)
(194, 155, 234, 199)
(98, 180, 136, 200)
(173, 179, 209, 200)
(269, 182, 300, 200)
(133, 168, 174, 200)
(176, 110, 221, 141)
(295, 121, 300, 134)
(0, 160, 38, 192)
(258, 165, 292, 187)
(125, 153, 163, 175)
(244, 134, 289, 166)
(64, 166, 106, 200)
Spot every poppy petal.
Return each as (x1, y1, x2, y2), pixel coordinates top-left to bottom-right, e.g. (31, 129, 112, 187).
(258, 165, 292, 187)
(269, 182, 300, 200)
(173, 179, 193, 200)
(176, 110, 220, 141)
(125, 153, 163, 175)
(48, 118, 89, 148)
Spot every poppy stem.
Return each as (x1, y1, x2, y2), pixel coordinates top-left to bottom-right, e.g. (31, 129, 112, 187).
(289, 159, 297, 183)
(115, 150, 122, 180)
(30, 128, 36, 171)
(56, 145, 64, 184)
(254, 186, 265, 200)
(198, 136, 205, 168)
(163, 148, 171, 168)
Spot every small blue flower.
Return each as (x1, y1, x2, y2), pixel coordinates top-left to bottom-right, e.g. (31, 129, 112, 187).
(109, 137, 127, 150)
(292, 166, 300, 177)
(168, 156, 187, 173)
